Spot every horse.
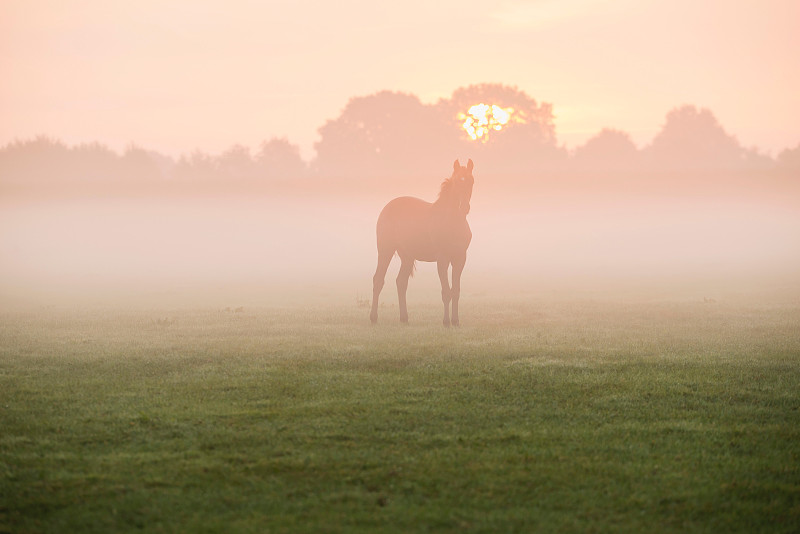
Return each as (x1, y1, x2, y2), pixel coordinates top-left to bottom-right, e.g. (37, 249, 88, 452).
(370, 159, 474, 326)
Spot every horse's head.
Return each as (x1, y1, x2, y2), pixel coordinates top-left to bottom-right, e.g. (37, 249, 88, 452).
(451, 159, 475, 215)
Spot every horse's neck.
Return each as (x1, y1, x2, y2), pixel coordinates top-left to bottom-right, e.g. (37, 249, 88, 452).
(429, 199, 469, 248)
(431, 195, 466, 228)
(433, 190, 458, 213)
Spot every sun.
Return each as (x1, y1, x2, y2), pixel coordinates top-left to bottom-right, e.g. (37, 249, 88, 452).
(459, 103, 521, 142)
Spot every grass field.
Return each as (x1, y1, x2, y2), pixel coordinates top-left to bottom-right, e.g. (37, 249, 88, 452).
(2, 295, 799, 533)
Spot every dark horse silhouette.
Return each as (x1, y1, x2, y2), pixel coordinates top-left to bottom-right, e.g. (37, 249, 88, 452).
(370, 159, 474, 326)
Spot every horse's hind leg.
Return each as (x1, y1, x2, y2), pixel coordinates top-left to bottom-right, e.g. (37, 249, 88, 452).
(370, 250, 392, 324)
(437, 259, 451, 327)
(396, 256, 414, 323)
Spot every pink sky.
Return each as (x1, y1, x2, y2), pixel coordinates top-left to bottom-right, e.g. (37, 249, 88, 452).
(1, 0, 798, 159)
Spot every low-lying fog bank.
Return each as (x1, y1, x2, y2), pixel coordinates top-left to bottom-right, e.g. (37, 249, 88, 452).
(2, 182, 798, 310)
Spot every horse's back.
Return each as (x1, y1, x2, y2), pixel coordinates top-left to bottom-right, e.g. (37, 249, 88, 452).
(376, 196, 435, 259)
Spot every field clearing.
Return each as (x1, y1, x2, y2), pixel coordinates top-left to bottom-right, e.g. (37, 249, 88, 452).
(2, 296, 799, 532)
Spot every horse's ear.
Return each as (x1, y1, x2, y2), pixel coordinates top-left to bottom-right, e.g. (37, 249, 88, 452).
(453, 159, 460, 171)
(467, 159, 474, 172)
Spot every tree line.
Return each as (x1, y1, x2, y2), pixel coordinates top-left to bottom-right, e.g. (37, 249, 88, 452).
(1, 84, 798, 188)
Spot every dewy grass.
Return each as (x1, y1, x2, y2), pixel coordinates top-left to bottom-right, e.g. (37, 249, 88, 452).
(1, 298, 799, 533)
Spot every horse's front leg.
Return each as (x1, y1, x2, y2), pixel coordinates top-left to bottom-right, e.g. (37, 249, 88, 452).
(370, 251, 392, 324)
(396, 257, 414, 323)
(450, 252, 466, 326)
(437, 259, 452, 327)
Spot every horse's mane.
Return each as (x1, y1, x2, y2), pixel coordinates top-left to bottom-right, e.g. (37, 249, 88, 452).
(437, 175, 457, 201)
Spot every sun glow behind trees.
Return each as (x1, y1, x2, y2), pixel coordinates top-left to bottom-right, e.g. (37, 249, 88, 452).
(460, 104, 520, 142)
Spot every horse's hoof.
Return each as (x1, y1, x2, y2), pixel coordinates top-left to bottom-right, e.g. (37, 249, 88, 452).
(451, 320, 460, 327)
(443, 319, 450, 327)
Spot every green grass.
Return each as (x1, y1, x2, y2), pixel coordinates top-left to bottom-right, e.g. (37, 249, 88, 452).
(1, 297, 799, 533)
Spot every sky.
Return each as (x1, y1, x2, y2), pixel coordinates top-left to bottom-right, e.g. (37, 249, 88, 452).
(1, 0, 798, 160)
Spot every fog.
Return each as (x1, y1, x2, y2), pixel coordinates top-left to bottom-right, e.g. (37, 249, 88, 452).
(3, 173, 798, 311)
(3, 85, 799, 311)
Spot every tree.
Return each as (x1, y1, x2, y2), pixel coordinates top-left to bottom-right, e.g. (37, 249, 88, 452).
(441, 83, 556, 146)
(312, 91, 447, 180)
(174, 150, 217, 181)
(312, 84, 562, 179)
(573, 129, 639, 170)
(120, 144, 163, 182)
(777, 143, 800, 174)
(0, 136, 71, 184)
(255, 138, 307, 179)
(0, 136, 128, 183)
(69, 142, 119, 181)
(437, 84, 562, 172)
(645, 105, 744, 170)
(217, 144, 257, 180)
